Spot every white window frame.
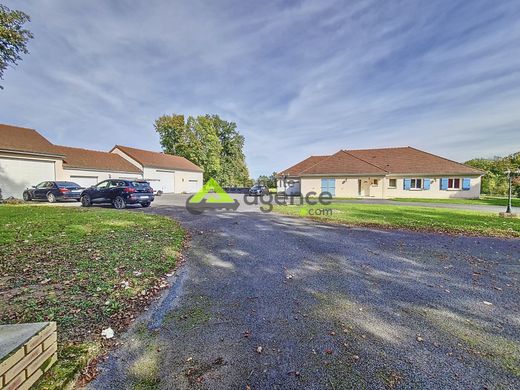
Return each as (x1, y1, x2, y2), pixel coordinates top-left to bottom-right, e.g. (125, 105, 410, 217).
(448, 178, 461, 190)
(410, 178, 423, 190)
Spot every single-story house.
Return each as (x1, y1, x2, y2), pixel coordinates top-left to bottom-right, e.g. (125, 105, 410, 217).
(0, 124, 203, 198)
(277, 147, 483, 199)
(110, 145, 203, 194)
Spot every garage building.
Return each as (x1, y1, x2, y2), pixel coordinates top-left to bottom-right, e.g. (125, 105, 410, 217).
(0, 124, 204, 198)
(0, 124, 64, 198)
(53, 145, 143, 187)
(111, 145, 203, 193)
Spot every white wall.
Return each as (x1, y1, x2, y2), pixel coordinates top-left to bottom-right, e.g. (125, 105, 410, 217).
(0, 152, 62, 198)
(175, 170, 203, 193)
(60, 168, 142, 187)
(143, 167, 175, 193)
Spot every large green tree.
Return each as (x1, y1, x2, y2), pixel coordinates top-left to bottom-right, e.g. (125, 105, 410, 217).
(155, 114, 250, 185)
(0, 4, 33, 89)
(465, 151, 520, 197)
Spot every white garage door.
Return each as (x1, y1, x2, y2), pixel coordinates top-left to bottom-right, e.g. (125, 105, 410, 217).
(70, 175, 98, 188)
(0, 157, 55, 198)
(186, 179, 200, 193)
(147, 170, 175, 193)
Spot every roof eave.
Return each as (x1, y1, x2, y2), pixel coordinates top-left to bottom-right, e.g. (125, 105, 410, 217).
(0, 148, 65, 159)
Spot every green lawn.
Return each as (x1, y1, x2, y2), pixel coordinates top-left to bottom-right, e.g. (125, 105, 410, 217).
(0, 205, 185, 388)
(274, 202, 520, 237)
(391, 196, 520, 207)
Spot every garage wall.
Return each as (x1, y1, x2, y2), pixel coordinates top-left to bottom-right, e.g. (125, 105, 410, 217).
(0, 152, 61, 198)
(61, 168, 142, 188)
(175, 170, 203, 193)
(143, 167, 176, 193)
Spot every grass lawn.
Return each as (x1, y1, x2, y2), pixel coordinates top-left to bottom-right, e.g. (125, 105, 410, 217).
(0, 205, 185, 388)
(274, 202, 520, 237)
(392, 196, 520, 207)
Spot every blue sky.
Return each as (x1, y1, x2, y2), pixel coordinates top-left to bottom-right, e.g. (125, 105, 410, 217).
(1, 0, 520, 178)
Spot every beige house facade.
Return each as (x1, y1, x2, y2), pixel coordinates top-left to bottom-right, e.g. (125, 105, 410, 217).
(278, 147, 482, 199)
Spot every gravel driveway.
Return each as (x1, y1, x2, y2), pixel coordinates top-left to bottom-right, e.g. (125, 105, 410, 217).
(90, 195, 520, 389)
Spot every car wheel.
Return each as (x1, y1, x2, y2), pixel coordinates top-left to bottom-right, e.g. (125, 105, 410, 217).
(23, 192, 31, 201)
(141, 202, 151, 208)
(81, 194, 92, 207)
(113, 196, 126, 209)
(47, 193, 56, 203)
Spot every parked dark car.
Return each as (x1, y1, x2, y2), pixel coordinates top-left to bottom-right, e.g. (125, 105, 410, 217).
(80, 179, 154, 209)
(23, 181, 84, 202)
(248, 185, 269, 196)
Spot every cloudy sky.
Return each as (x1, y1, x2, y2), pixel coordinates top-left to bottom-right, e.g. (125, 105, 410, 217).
(1, 0, 520, 177)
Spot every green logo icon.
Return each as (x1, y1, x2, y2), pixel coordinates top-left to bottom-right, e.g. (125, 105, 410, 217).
(186, 178, 239, 214)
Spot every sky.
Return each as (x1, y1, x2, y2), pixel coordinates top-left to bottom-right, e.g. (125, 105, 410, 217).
(1, 0, 520, 178)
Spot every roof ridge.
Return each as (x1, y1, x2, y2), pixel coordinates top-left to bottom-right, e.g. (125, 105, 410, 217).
(298, 152, 341, 174)
(341, 150, 389, 173)
(347, 146, 410, 152)
(55, 144, 118, 155)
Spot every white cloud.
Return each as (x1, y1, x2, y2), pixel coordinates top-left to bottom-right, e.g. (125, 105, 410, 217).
(1, 0, 519, 177)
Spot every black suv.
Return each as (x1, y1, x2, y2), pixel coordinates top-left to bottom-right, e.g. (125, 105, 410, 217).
(80, 179, 154, 209)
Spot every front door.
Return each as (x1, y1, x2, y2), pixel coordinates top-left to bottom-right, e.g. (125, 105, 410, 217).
(358, 179, 371, 197)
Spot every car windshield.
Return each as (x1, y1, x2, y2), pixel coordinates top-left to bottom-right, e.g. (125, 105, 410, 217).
(131, 181, 151, 189)
(252, 186, 262, 190)
(56, 181, 80, 188)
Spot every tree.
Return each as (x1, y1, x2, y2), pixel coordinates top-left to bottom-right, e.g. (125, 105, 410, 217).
(257, 172, 277, 188)
(465, 151, 520, 197)
(0, 4, 33, 89)
(212, 115, 249, 187)
(155, 113, 250, 185)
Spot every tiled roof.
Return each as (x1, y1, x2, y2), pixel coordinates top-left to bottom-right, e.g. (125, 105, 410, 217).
(347, 147, 482, 175)
(300, 151, 386, 175)
(53, 145, 142, 173)
(0, 124, 63, 156)
(278, 155, 328, 176)
(112, 145, 203, 172)
(280, 147, 483, 176)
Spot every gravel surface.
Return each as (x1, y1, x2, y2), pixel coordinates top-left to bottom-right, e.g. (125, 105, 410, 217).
(89, 195, 520, 389)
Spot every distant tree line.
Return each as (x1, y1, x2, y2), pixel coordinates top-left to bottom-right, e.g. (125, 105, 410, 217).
(155, 114, 250, 186)
(465, 151, 520, 197)
(256, 172, 278, 188)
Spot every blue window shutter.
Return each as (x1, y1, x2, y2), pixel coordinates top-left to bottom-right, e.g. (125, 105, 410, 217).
(403, 178, 411, 190)
(423, 179, 431, 190)
(329, 179, 335, 196)
(321, 178, 327, 193)
(462, 178, 471, 190)
(440, 178, 448, 190)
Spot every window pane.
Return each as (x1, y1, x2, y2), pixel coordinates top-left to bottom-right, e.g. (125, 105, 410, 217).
(454, 178, 460, 188)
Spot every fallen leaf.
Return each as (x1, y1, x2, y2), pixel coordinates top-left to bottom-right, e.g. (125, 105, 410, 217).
(256, 346, 263, 354)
